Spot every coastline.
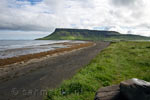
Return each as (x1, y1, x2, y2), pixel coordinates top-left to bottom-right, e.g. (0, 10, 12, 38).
(0, 42, 95, 82)
(0, 42, 110, 100)
(0, 42, 94, 67)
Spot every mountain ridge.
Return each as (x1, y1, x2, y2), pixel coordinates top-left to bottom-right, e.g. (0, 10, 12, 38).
(38, 28, 150, 41)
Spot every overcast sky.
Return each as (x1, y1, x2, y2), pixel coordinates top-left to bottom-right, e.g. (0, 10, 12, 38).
(0, 0, 150, 40)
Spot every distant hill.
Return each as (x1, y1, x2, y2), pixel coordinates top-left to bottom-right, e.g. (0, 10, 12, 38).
(38, 28, 150, 41)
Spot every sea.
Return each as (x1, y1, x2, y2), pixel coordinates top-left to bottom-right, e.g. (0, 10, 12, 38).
(0, 40, 85, 59)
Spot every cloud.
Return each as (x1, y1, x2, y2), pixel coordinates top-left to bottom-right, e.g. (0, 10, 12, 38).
(0, 30, 49, 40)
(111, 0, 142, 7)
(0, 0, 150, 37)
(0, 0, 57, 31)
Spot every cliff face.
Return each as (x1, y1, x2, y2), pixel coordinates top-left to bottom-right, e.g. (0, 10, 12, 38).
(38, 28, 150, 41)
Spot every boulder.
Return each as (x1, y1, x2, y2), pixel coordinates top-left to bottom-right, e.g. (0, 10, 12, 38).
(95, 78, 150, 100)
(120, 78, 150, 100)
(94, 85, 121, 100)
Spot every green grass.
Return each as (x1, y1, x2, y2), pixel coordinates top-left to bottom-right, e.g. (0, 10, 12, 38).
(45, 41, 150, 100)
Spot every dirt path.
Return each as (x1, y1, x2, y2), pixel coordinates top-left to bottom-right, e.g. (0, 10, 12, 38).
(0, 42, 110, 100)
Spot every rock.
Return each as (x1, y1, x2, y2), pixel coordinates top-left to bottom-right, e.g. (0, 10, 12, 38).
(120, 78, 150, 100)
(95, 78, 150, 100)
(94, 85, 121, 100)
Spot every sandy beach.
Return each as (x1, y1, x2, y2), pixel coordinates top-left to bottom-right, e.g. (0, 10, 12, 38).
(0, 42, 93, 66)
(0, 42, 94, 81)
(0, 41, 110, 100)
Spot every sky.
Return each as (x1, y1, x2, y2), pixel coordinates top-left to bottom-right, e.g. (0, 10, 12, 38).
(0, 0, 150, 40)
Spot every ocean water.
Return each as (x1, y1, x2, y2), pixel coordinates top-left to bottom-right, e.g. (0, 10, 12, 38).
(0, 40, 84, 59)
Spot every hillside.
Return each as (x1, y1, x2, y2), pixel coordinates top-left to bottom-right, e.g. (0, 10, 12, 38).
(38, 28, 150, 41)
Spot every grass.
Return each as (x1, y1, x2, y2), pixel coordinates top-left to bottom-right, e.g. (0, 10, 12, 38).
(45, 41, 150, 100)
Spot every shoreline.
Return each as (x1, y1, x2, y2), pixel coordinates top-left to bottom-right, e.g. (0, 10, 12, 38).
(0, 42, 94, 67)
(0, 42, 110, 100)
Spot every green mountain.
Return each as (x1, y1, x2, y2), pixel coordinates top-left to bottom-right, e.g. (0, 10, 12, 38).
(38, 28, 150, 41)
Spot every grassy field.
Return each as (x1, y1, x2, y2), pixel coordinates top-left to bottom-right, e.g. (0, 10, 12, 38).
(45, 41, 150, 100)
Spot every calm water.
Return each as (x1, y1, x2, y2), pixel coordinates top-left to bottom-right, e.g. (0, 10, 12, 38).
(0, 40, 84, 59)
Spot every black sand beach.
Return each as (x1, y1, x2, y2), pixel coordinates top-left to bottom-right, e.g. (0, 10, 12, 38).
(0, 42, 110, 100)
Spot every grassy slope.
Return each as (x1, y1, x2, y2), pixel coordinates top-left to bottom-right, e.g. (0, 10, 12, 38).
(38, 29, 150, 41)
(45, 41, 150, 100)
(40, 35, 150, 41)
(40, 34, 150, 41)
